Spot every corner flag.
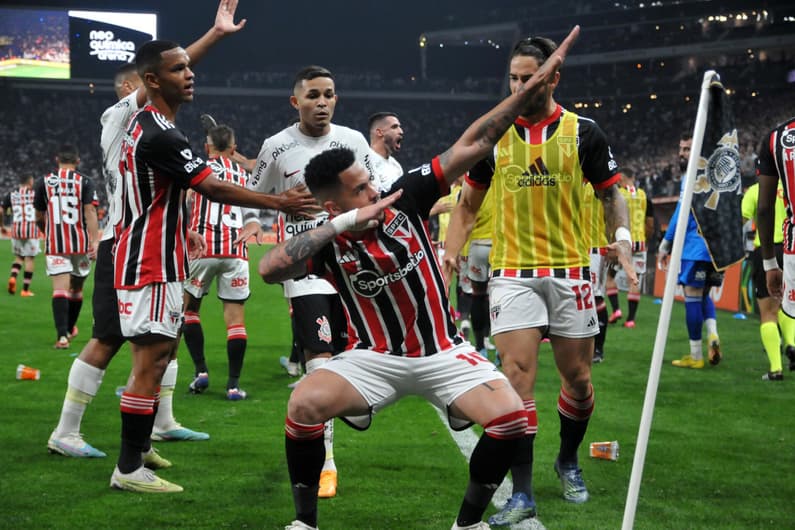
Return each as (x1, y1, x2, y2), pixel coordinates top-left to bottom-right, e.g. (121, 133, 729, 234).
(690, 74, 744, 270)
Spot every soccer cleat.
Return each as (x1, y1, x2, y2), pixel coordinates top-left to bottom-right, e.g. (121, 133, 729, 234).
(488, 491, 537, 527)
(54, 336, 70, 349)
(188, 372, 209, 394)
(671, 355, 704, 369)
(151, 425, 210, 442)
(7, 276, 16, 294)
(623, 320, 636, 329)
(20, 290, 35, 297)
(554, 459, 589, 504)
(762, 371, 783, 381)
(48, 433, 107, 458)
(288, 374, 307, 389)
(483, 336, 496, 350)
(279, 356, 301, 377)
(284, 521, 317, 530)
(69, 326, 79, 339)
(608, 309, 622, 324)
(708, 334, 721, 365)
(142, 447, 172, 469)
(452, 521, 492, 530)
(592, 350, 604, 364)
(226, 387, 247, 401)
(110, 465, 183, 493)
(786, 345, 795, 371)
(318, 469, 337, 498)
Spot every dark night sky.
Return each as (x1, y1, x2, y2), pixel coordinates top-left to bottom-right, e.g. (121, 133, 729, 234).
(1, 0, 532, 78)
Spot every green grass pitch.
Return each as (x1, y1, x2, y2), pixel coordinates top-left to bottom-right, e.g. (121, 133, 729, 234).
(0, 242, 791, 529)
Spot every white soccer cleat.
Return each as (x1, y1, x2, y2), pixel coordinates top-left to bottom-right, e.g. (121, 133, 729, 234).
(452, 521, 491, 529)
(110, 465, 183, 493)
(284, 521, 318, 530)
(48, 432, 107, 458)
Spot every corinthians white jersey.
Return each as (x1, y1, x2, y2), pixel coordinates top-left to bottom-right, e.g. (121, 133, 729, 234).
(370, 149, 403, 192)
(99, 90, 141, 241)
(245, 123, 375, 298)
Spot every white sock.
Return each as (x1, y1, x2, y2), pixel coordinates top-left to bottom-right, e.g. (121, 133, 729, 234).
(705, 318, 718, 337)
(305, 357, 336, 472)
(53, 359, 105, 437)
(154, 359, 179, 432)
(689, 340, 703, 360)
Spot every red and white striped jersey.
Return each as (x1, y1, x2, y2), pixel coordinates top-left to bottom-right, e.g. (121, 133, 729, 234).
(758, 118, 795, 253)
(115, 105, 212, 289)
(189, 156, 249, 259)
(309, 157, 462, 357)
(33, 169, 97, 255)
(3, 186, 40, 239)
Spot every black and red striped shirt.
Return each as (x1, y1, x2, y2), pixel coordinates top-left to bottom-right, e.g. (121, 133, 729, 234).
(309, 158, 462, 357)
(33, 169, 96, 255)
(758, 118, 795, 253)
(115, 105, 212, 289)
(3, 186, 40, 239)
(189, 156, 249, 259)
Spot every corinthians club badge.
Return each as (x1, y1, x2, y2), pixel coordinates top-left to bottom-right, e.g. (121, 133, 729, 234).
(693, 129, 741, 210)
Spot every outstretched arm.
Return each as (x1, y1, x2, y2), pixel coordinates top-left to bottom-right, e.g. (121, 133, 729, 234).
(435, 26, 579, 184)
(185, 0, 247, 65)
(597, 183, 637, 286)
(135, 0, 247, 107)
(758, 172, 782, 298)
(259, 190, 403, 283)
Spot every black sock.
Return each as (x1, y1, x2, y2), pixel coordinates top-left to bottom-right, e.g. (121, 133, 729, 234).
(457, 433, 521, 526)
(10, 262, 21, 278)
(23, 270, 33, 291)
(286, 433, 325, 527)
(119, 410, 152, 473)
(607, 291, 620, 313)
(182, 319, 207, 374)
(457, 288, 473, 321)
(227, 337, 246, 389)
(558, 413, 590, 466)
(67, 296, 83, 331)
(510, 434, 535, 496)
(52, 296, 69, 338)
(595, 297, 607, 355)
(471, 294, 489, 350)
(628, 298, 639, 321)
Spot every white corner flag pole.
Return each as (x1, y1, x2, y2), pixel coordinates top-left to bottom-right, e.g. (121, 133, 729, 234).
(621, 70, 717, 530)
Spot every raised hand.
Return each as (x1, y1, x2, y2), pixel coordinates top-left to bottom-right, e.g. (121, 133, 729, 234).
(214, 0, 247, 36)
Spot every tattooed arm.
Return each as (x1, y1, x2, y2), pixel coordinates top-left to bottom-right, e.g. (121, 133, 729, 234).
(259, 189, 403, 284)
(258, 223, 336, 284)
(435, 25, 579, 184)
(597, 183, 639, 286)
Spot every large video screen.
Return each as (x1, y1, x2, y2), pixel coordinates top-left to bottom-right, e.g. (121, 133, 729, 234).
(0, 7, 157, 80)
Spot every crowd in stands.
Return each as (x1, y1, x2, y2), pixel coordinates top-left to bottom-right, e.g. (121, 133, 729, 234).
(1, 72, 793, 211)
(0, 11, 69, 64)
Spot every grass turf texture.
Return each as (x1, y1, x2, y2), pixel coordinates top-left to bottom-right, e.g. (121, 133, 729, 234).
(0, 242, 792, 529)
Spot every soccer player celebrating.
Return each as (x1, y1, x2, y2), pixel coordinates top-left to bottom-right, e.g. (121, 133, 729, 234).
(756, 116, 795, 376)
(48, 0, 252, 459)
(34, 144, 99, 350)
(240, 65, 382, 498)
(368, 111, 404, 191)
(109, 39, 316, 493)
(182, 124, 252, 400)
(259, 25, 580, 530)
(2, 175, 41, 296)
(443, 34, 636, 526)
